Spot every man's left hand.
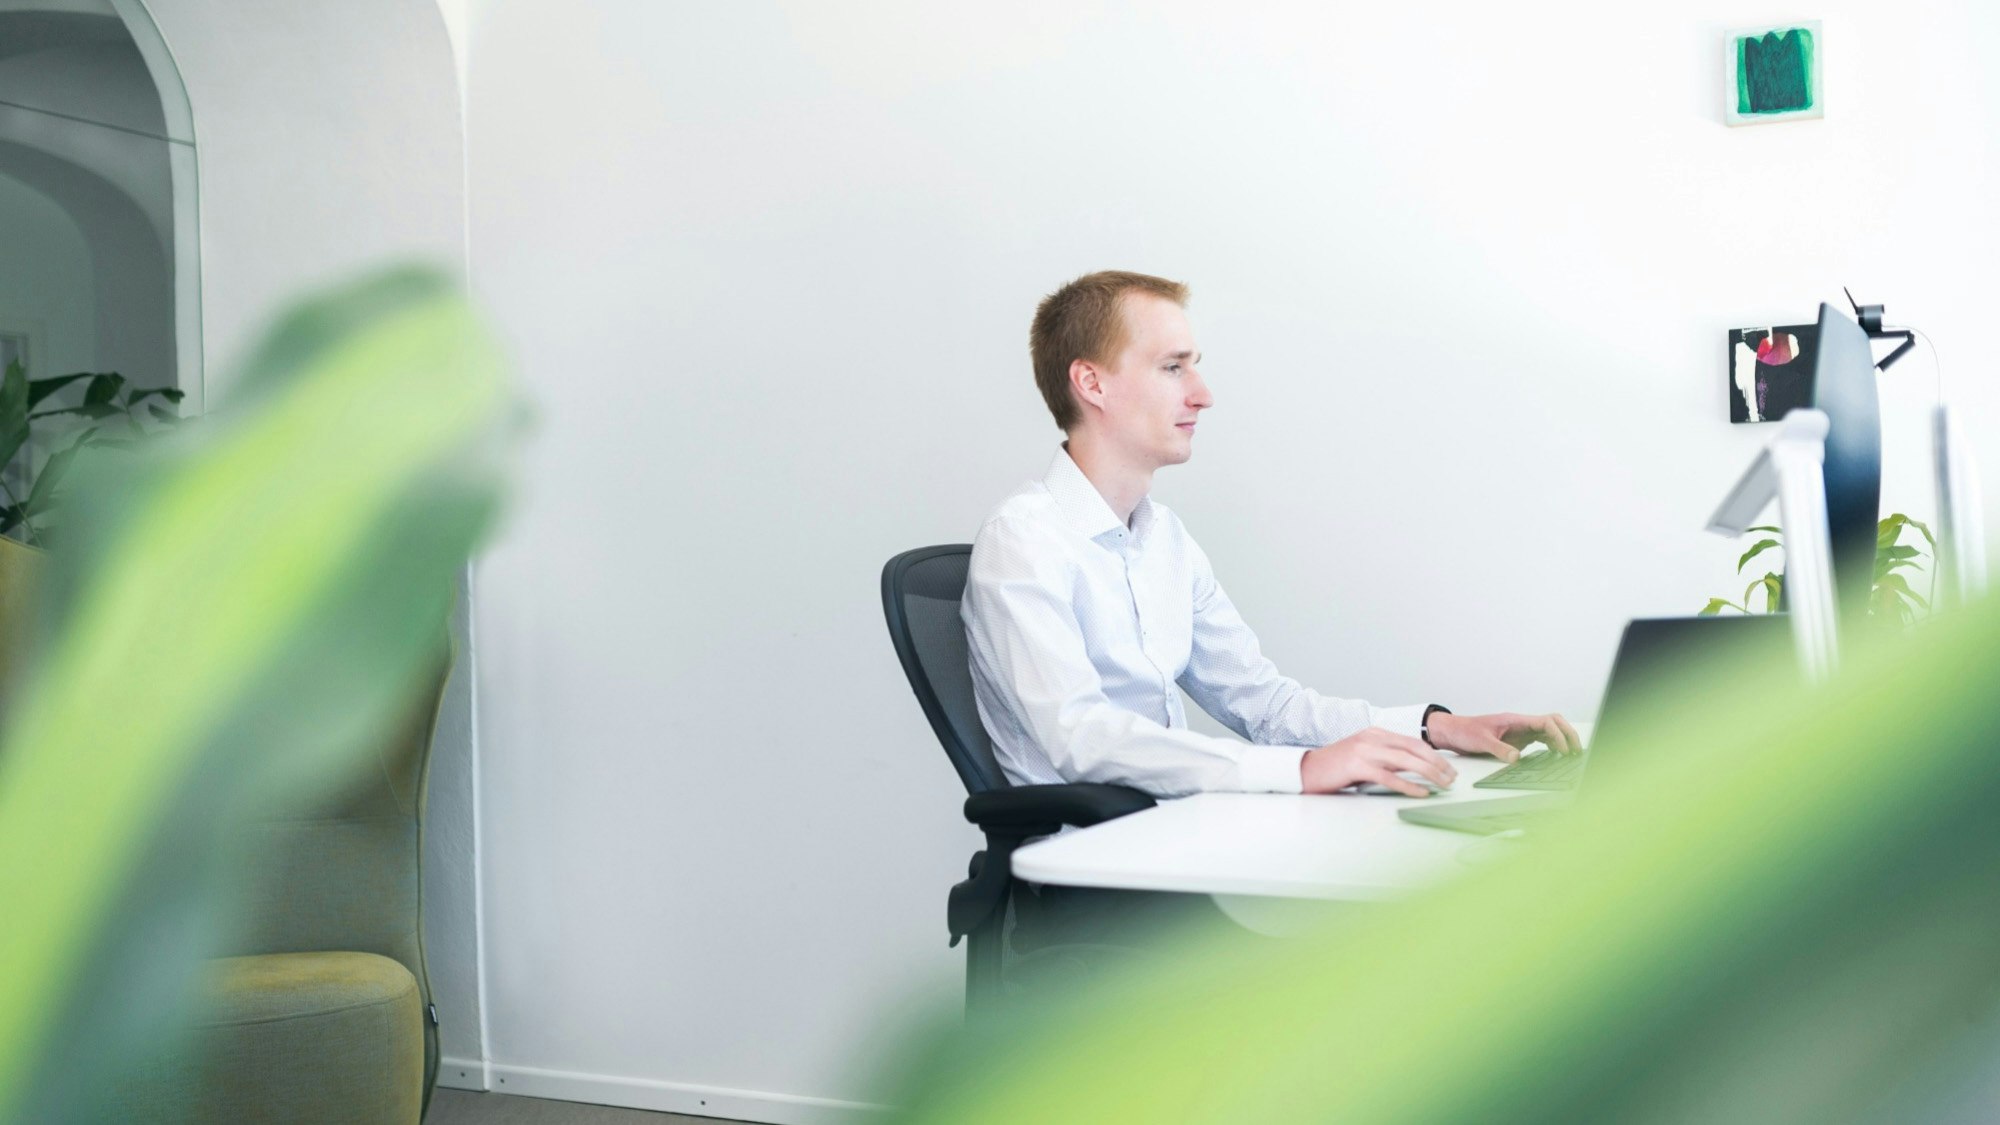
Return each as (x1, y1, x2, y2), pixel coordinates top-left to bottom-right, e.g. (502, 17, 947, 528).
(1426, 712, 1581, 763)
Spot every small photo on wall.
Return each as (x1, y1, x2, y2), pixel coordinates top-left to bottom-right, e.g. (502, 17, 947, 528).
(1726, 22, 1824, 126)
(1729, 324, 1819, 424)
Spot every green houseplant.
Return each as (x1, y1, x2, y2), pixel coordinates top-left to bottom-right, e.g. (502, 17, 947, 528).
(1700, 512, 1936, 625)
(0, 358, 184, 546)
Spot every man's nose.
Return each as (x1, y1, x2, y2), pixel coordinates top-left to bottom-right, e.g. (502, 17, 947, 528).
(1188, 371, 1214, 409)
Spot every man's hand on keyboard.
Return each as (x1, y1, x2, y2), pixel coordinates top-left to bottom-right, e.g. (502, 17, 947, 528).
(1300, 728, 1458, 796)
(1426, 712, 1582, 762)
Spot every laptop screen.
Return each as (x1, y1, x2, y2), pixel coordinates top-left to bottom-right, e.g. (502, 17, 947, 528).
(1582, 615, 1798, 787)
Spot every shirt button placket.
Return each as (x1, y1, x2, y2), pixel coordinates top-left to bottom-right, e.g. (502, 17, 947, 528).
(1125, 549, 1173, 709)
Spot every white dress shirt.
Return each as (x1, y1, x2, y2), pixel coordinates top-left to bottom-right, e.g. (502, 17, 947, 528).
(962, 446, 1426, 798)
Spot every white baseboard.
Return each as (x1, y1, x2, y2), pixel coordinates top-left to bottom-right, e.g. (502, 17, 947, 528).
(486, 1062, 890, 1125)
(437, 1056, 491, 1091)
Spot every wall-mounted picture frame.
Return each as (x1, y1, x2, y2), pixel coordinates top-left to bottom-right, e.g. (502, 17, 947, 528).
(1726, 21, 1824, 126)
(1729, 323, 1819, 423)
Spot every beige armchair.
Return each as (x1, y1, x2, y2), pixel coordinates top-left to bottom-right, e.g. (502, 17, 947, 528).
(109, 656, 452, 1123)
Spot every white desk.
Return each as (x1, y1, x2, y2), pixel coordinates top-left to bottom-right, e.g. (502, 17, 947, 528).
(1012, 753, 1550, 904)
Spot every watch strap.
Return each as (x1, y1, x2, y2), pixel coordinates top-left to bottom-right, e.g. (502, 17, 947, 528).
(1420, 703, 1452, 748)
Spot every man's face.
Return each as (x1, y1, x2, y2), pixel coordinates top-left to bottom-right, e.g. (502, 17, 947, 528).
(1084, 294, 1212, 468)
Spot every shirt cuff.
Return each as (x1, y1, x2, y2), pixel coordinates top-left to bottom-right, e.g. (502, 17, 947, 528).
(1368, 703, 1430, 741)
(1231, 746, 1306, 793)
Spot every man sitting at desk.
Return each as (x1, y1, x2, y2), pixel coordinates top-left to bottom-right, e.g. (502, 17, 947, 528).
(962, 270, 1578, 800)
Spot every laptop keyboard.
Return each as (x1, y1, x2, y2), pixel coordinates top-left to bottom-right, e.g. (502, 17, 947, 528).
(1474, 749, 1587, 791)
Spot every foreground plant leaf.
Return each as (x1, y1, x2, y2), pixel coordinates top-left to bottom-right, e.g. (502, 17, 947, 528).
(0, 265, 518, 1122)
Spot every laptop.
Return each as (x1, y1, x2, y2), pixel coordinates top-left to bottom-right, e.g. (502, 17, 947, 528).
(1398, 614, 1795, 835)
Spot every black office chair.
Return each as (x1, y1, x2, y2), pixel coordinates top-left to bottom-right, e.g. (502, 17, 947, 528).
(880, 544, 1155, 1014)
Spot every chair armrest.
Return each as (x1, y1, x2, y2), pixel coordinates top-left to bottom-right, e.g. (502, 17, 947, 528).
(947, 784, 1155, 947)
(963, 783, 1156, 833)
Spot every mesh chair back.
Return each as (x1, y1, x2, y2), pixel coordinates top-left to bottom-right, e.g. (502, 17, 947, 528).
(882, 545, 1008, 794)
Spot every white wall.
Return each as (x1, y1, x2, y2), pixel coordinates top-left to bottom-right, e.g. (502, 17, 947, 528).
(136, 0, 488, 1070)
(141, 0, 464, 388)
(462, 1, 2000, 1118)
(433, 0, 469, 97)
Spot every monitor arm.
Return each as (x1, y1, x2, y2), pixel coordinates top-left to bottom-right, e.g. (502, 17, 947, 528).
(1708, 408, 1839, 684)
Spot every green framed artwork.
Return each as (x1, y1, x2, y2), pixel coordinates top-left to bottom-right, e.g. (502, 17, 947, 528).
(1726, 21, 1823, 126)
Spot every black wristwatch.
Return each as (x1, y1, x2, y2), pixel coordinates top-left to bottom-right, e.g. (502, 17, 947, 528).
(1420, 704, 1452, 748)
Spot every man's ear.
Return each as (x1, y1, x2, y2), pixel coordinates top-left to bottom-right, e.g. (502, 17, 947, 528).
(1069, 359, 1105, 413)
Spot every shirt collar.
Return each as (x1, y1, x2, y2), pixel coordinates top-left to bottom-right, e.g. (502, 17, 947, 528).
(1044, 445, 1155, 546)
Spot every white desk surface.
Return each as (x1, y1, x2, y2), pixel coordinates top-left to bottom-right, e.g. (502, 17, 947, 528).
(1011, 752, 1561, 902)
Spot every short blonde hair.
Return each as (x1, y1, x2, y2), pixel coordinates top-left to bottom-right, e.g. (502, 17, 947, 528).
(1029, 270, 1189, 432)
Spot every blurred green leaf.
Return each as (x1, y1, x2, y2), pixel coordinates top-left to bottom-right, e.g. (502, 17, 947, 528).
(1736, 538, 1780, 574)
(1877, 572, 1929, 611)
(1870, 585, 1898, 618)
(0, 265, 517, 1121)
(26, 373, 94, 408)
(1697, 598, 1739, 616)
(21, 429, 94, 523)
(1877, 514, 1938, 565)
(1906, 516, 1937, 555)
(81, 373, 124, 408)
(29, 403, 121, 423)
(0, 360, 29, 473)
(1742, 572, 1782, 614)
(126, 387, 186, 412)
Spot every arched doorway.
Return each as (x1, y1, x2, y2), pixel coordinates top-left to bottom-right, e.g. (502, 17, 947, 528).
(0, 0, 200, 417)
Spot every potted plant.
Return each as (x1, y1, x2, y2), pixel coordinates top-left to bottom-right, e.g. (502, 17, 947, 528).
(0, 358, 184, 546)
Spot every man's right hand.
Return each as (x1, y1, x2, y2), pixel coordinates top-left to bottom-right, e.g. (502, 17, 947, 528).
(1300, 727, 1458, 796)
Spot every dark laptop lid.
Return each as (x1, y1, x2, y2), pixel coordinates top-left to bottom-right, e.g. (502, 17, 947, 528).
(1580, 614, 1798, 788)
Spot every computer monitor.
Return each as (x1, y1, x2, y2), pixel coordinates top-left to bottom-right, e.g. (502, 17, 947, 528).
(1805, 303, 1882, 622)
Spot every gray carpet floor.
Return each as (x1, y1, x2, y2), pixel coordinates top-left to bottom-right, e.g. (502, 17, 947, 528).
(428, 1088, 754, 1125)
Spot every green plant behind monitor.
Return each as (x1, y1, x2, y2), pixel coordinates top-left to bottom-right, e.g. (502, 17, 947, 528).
(1699, 513, 1935, 625)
